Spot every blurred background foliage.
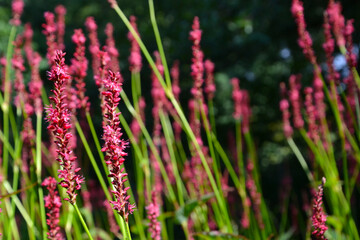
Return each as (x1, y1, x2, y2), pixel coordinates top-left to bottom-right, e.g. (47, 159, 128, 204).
(1, 0, 360, 208)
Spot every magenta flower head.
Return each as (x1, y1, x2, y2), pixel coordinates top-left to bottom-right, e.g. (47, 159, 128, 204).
(101, 70, 135, 222)
(55, 5, 66, 51)
(105, 23, 120, 73)
(204, 59, 216, 100)
(42, 177, 63, 240)
(46, 50, 84, 204)
(146, 191, 161, 240)
(312, 177, 327, 240)
(291, 0, 317, 65)
(280, 82, 293, 138)
(189, 16, 204, 100)
(127, 16, 142, 73)
(10, 0, 24, 26)
(43, 12, 58, 65)
(70, 29, 89, 111)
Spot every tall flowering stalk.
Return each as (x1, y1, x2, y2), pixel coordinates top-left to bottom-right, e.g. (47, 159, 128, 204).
(46, 50, 84, 204)
(127, 16, 142, 73)
(311, 177, 327, 239)
(146, 191, 161, 240)
(55, 5, 66, 51)
(85, 17, 100, 80)
(10, 0, 24, 26)
(43, 12, 58, 65)
(105, 23, 120, 73)
(189, 16, 204, 101)
(101, 70, 135, 222)
(42, 177, 63, 240)
(70, 29, 89, 111)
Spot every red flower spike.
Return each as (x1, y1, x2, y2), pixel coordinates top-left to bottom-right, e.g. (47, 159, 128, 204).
(101, 70, 135, 222)
(45, 50, 84, 204)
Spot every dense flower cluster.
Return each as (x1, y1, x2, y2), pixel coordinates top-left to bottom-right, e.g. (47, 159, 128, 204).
(189, 17, 204, 100)
(85, 17, 101, 80)
(231, 77, 251, 133)
(146, 191, 161, 240)
(46, 50, 84, 204)
(55, 5, 66, 51)
(288, 75, 304, 129)
(280, 82, 293, 138)
(70, 29, 89, 111)
(42, 12, 57, 64)
(105, 23, 120, 73)
(291, 0, 317, 65)
(312, 177, 327, 240)
(127, 16, 142, 73)
(204, 59, 216, 101)
(101, 70, 135, 222)
(42, 177, 63, 240)
(10, 0, 24, 26)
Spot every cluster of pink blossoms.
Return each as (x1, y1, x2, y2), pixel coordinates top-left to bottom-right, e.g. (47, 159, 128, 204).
(101, 70, 135, 222)
(46, 50, 84, 204)
(291, 0, 316, 65)
(312, 177, 327, 239)
(10, 0, 24, 26)
(231, 77, 251, 133)
(70, 29, 89, 111)
(189, 17, 204, 100)
(146, 191, 161, 240)
(42, 177, 63, 240)
(127, 16, 142, 73)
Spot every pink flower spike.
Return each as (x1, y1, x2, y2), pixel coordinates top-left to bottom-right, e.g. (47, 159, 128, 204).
(85, 17, 101, 80)
(43, 12, 58, 65)
(55, 5, 66, 51)
(189, 16, 204, 100)
(46, 50, 84, 204)
(128, 16, 142, 73)
(291, 0, 317, 65)
(311, 177, 327, 240)
(105, 23, 120, 73)
(70, 29, 89, 111)
(146, 191, 161, 240)
(101, 70, 135, 222)
(204, 59, 216, 100)
(10, 0, 24, 26)
(42, 177, 63, 240)
(280, 82, 293, 138)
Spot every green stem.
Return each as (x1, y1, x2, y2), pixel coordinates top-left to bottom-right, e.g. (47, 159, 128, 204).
(119, 90, 178, 205)
(159, 110, 185, 205)
(148, 0, 172, 89)
(3, 181, 39, 238)
(73, 203, 94, 240)
(287, 138, 314, 182)
(36, 113, 47, 239)
(85, 112, 105, 163)
(2, 26, 17, 179)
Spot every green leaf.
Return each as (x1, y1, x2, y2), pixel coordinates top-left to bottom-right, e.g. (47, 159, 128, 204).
(175, 192, 215, 224)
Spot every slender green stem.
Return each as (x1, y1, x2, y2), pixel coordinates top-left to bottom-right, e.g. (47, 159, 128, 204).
(119, 90, 178, 205)
(199, 100, 222, 190)
(35, 113, 47, 238)
(3, 181, 40, 238)
(85, 112, 105, 163)
(287, 138, 314, 182)
(73, 203, 94, 240)
(148, 0, 172, 89)
(2, 25, 17, 176)
(159, 110, 185, 205)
